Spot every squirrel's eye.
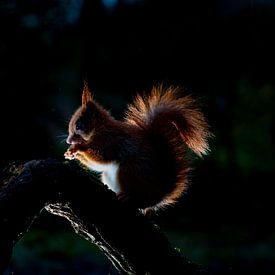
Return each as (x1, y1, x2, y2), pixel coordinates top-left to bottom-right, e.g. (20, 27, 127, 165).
(75, 120, 84, 131)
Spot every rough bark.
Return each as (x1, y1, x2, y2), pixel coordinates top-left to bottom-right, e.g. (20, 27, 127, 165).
(0, 159, 209, 274)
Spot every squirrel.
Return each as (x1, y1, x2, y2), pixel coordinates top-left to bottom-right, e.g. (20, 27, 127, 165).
(64, 82, 210, 211)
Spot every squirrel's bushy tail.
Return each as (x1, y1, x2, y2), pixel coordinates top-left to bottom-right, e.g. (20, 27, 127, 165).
(125, 85, 210, 157)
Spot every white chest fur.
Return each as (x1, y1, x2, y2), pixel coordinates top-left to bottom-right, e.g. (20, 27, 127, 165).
(87, 161, 120, 193)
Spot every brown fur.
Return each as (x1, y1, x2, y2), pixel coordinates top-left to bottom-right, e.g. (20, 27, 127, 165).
(65, 83, 210, 211)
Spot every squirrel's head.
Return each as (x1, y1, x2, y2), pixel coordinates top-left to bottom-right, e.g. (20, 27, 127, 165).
(66, 82, 103, 146)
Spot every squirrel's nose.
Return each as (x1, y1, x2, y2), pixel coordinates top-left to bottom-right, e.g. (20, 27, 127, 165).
(66, 137, 71, 144)
(66, 137, 75, 144)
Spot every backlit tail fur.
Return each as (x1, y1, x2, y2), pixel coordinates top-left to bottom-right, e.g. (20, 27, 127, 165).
(125, 85, 210, 157)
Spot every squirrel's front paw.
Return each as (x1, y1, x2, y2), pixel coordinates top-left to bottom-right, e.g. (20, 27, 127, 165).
(64, 149, 78, 160)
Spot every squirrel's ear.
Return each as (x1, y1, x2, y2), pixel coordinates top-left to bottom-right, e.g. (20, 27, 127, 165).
(82, 81, 93, 107)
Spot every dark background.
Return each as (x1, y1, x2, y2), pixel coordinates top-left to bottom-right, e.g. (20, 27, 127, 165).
(1, 0, 275, 274)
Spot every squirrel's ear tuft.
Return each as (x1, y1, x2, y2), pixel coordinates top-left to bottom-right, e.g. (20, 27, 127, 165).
(82, 80, 93, 107)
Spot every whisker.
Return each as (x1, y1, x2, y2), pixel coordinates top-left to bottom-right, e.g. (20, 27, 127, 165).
(57, 134, 68, 138)
(58, 138, 67, 144)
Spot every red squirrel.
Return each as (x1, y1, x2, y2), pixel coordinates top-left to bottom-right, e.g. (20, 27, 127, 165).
(64, 83, 210, 211)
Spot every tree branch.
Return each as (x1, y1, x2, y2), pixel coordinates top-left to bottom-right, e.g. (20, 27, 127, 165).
(0, 159, 209, 274)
